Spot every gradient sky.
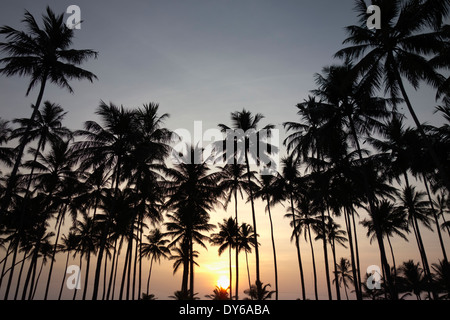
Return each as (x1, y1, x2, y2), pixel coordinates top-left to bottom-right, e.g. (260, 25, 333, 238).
(0, 0, 448, 300)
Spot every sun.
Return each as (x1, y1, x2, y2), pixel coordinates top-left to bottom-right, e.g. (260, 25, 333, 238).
(216, 275, 230, 289)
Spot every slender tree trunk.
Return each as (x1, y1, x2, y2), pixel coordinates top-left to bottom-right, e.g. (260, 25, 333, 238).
(386, 236, 396, 280)
(245, 250, 251, 297)
(423, 175, 448, 263)
(244, 151, 260, 291)
(22, 246, 39, 300)
(344, 207, 361, 300)
(146, 256, 154, 296)
(234, 189, 239, 300)
(1, 74, 48, 214)
(331, 242, 341, 300)
(82, 250, 91, 300)
(229, 246, 233, 301)
(351, 209, 362, 295)
(181, 241, 189, 296)
(111, 239, 122, 300)
(290, 193, 305, 300)
(58, 251, 71, 300)
(307, 223, 318, 300)
(119, 237, 131, 300)
(13, 250, 27, 300)
(189, 237, 194, 300)
(321, 208, 332, 300)
(44, 207, 65, 300)
(102, 250, 108, 300)
(106, 238, 118, 300)
(348, 116, 396, 299)
(266, 197, 278, 300)
(73, 255, 82, 300)
(31, 257, 46, 300)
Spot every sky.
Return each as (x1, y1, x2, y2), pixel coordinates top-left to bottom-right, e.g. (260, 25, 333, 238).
(0, 0, 449, 300)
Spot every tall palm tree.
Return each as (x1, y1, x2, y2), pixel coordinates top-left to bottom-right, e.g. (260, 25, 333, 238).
(0, 6, 98, 212)
(280, 156, 306, 300)
(210, 217, 238, 300)
(165, 145, 219, 299)
(396, 185, 435, 297)
(254, 173, 283, 300)
(10, 101, 72, 197)
(315, 216, 348, 300)
(218, 163, 253, 300)
(237, 222, 256, 292)
(335, 0, 450, 190)
(334, 257, 354, 300)
(74, 102, 136, 300)
(289, 194, 321, 300)
(218, 109, 275, 297)
(140, 228, 170, 296)
(361, 200, 409, 276)
(0, 118, 14, 171)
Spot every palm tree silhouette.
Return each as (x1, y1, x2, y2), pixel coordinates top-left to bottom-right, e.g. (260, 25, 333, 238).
(205, 286, 229, 300)
(335, 0, 450, 190)
(165, 145, 219, 299)
(219, 109, 275, 297)
(218, 163, 254, 300)
(361, 200, 409, 277)
(334, 257, 353, 300)
(237, 222, 256, 293)
(140, 228, 170, 296)
(210, 217, 238, 300)
(0, 6, 97, 213)
(397, 260, 426, 300)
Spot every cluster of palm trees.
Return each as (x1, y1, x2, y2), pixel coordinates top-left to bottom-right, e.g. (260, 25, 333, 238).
(1, 1, 450, 300)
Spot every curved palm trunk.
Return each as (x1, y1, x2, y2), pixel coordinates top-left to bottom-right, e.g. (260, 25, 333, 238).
(266, 197, 278, 300)
(106, 238, 118, 300)
(189, 237, 194, 300)
(245, 250, 251, 297)
(290, 193, 305, 300)
(351, 209, 362, 294)
(82, 252, 91, 300)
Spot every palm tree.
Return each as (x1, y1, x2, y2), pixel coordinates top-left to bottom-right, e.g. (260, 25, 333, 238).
(210, 217, 238, 300)
(218, 109, 275, 297)
(432, 260, 450, 299)
(315, 216, 348, 300)
(397, 260, 426, 300)
(237, 223, 256, 292)
(205, 286, 229, 300)
(287, 194, 321, 300)
(0, 6, 98, 212)
(165, 145, 219, 299)
(218, 163, 253, 300)
(74, 102, 136, 300)
(244, 281, 275, 300)
(334, 257, 354, 300)
(280, 156, 306, 300)
(396, 186, 435, 297)
(254, 173, 283, 300)
(361, 200, 409, 276)
(71, 211, 96, 300)
(11, 101, 72, 197)
(335, 0, 450, 190)
(0, 118, 14, 170)
(140, 228, 170, 296)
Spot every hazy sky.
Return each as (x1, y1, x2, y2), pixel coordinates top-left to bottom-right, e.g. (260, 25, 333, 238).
(0, 0, 448, 300)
